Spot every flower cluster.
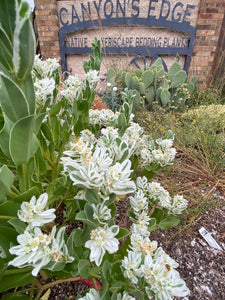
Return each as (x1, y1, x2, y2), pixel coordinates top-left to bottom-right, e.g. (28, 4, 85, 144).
(85, 225, 119, 266)
(61, 70, 99, 103)
(18, 193, 56, 229)
(121, 177, 190, 300)
(89, 109, 119, 126)
(9, 194, 73, 276)
(61, 130, 136, 200)
(90, 109, 176, 168)
(61, 74, 85, 102)
(135, 176, 188, 214)
(32, 55, 60, 106)
(32, 55, 60, 79)
(139, 135, 176, 167)
(34, 77, 55, 104)
(79, 289, 136, 300)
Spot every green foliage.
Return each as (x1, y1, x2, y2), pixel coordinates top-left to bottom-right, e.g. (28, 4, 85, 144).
(0, 2, 189, 299)
(181, 104, 225, 132)
(83, 37, 103, 73)
(137, 100, 225, 176)
(187, 85, 225, 107)
(104, 58, 198, 112)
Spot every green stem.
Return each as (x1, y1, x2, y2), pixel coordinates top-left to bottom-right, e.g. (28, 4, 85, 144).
(0, 215, 14, 220)
(11, 185, 21, 195)
(35, 279, 42, 290)
(92, 278, 98, 289)
(7, 191, 18, 198)
(3, 267, 32, 275)
(22, 163, 30, 191)
(29, 280, 40, 300)
(40, 270, 48, 280)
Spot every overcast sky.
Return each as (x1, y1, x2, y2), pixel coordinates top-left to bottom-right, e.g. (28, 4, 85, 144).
(25, 0, 34, 11)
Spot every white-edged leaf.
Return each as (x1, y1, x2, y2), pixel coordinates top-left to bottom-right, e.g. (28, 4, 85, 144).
(9, 115, 39, 165)
(0, 73, 30, 122)
(13, 17, 35, 80)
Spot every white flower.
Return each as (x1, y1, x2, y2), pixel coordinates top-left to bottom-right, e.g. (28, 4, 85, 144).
(106, 160, 136, 195)
(140, 148, 154, 165)
(136, 176, 148, 192)
(69, 162, 105, 189)
(50, 226, 74, 264)
(85, 69, 99, 89)
(85, 225, 119, 266)
(131, 223, 149, 237)
(152, 148, 176, 167)
(169, 195, 188, 214)
(34, 77, 55, 104)
(129, 189, 148, 215)
(18, 193, 56, 229)
(99, 109, 118, 126)
(122, 250, 142, 284)
(32, 55, 60, 79)
(100, 109, 117, 126)
(107, 82, 111, 87)
(116, 292, 136, 300)
(113, 86, 118, 92)
(140, 251, 190, 300)
(130, 234, 157, 254)
(44, 58, 60, 77)
(62, 147, 135, 199)
(101, 127, 119, 143)
(154, 247, 179, 269)
(79, 288, 100, 300)
(156, 138, 174, 151)
(147, 182, 171, 208)
(89, 109, 101, 125)
(9, 226, 73, 276)
(9, 228, 50, 276)
(92, 203, 112, 223)
(61, 75, 85, 102)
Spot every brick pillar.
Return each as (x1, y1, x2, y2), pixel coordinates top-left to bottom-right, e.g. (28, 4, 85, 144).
(34, 0, 60, 60)
(211, 11, 225, 89)
(189, 0, 225, 83)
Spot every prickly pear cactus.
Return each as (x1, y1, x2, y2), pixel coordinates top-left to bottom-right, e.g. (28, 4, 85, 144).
(104, 58, 198, 111)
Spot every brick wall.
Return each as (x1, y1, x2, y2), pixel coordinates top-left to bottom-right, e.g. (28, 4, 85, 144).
(189, 0, 225, 82)
(211, 9, 225, 89)
(34, 0, 225, 83)
(34, 0, 60, 58)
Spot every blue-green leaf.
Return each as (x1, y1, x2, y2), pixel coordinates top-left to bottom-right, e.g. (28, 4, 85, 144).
(0, 27, 13, 72)
(158, 217, 180, 229)
(0, 73, 29, 122)
(9, 115, 39, 165)
(0, 0, 17, 43)
(0, 268, 34, 293)
(12, 186, 39, 203)
(78, 259, 91, 279)
(21, 75, 35, 115)
(0, 165, 15, 203)
(13, 17, 35, 81)
(0, 226, 18, 259)
(8, 219, 26, 234)
(116, 228, 130, 240)
(0, 201, 20, 218)
(0, 114, 14, 158)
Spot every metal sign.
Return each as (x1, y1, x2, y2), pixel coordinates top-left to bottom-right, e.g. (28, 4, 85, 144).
(58, 0, 198, 74)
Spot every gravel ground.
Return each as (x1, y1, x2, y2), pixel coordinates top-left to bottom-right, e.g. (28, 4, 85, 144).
(45, 196, 225, 300)
(150, 205, 225, 300)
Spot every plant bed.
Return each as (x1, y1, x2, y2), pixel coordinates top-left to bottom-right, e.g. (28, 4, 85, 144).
(0, 2, 224, 300)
